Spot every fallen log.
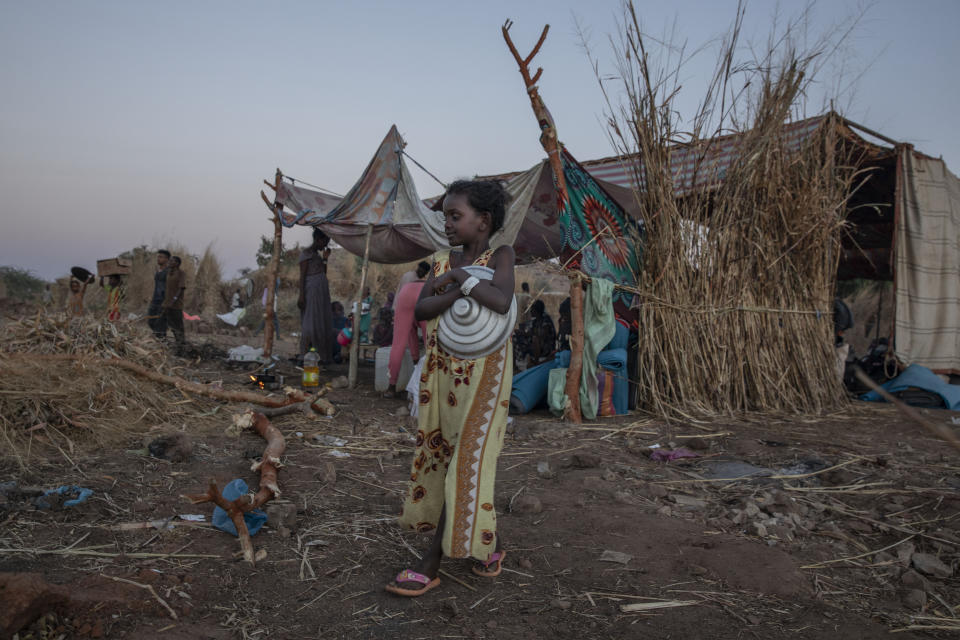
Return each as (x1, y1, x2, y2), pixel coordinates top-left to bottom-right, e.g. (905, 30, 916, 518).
(31, 354, 306, 408)
(183, 411, 285, 565)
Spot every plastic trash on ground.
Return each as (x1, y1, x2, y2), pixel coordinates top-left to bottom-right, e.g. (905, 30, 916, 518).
(212, 478, 267, 537)
(227, 344, 264, 362)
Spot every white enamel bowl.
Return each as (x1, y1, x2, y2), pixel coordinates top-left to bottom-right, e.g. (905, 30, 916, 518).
(437, 265, 517, 359)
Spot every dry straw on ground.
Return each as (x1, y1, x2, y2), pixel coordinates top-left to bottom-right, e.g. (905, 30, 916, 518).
(594, 1, 865, 417)
(0, 312, 220, 469)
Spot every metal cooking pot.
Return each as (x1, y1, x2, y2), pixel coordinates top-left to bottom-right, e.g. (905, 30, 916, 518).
(437, 265, 517, 359)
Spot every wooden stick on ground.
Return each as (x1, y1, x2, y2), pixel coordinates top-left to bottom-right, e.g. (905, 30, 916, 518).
(855, 369, 960, 454)
(31, 354, 307, 408)
(183, 411, 286, 565)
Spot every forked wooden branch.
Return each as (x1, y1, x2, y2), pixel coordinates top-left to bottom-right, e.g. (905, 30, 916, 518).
(183, 411, 286, 564)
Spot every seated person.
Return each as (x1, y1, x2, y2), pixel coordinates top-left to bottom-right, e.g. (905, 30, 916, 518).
(372, 307, 394, 347)
(527, 300, 556, 367)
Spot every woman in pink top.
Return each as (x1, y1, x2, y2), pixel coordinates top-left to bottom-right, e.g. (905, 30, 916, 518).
(383, 277, 429, 398)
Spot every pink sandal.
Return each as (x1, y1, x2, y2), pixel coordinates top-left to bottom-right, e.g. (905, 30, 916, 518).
(384, 569, 441, 597)
(472, 550, 507, 577)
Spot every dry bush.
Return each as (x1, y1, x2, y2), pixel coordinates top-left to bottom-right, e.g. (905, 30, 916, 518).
(189, 244, 224, 318)
(596, 1, 859, 416)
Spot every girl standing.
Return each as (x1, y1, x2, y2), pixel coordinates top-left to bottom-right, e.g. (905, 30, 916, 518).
(386, 180, 514, 597)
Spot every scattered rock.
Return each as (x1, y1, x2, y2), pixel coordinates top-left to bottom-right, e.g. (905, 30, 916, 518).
(683, 437, 710, 450)
(329, 376, 349, 389)
(442, 599, 459, 617)
(743, 501, 761, 518)
(598, 549, 633, 565)
(536, 461, 555, 479)
(517, 557, 533, 570)
(823, 469, 857, 486)
(747, 615, 762, 626)
(897, 542, 916, 567)
(911, 552, 953, 578)
(266, 501, 298, 530)
(571, 453, 601, 469)
(486, 620, 498, 629)
(901, 588, 927, 610)
(771, 525, 795, 542)
(657, 505, 673, 517)
(394, 406, 409, 417)
(601, 469, 618, 482)
(671, 494, 707, 510)
(689, 564, 708, 576)
(513, 494, 543, 515)
(581, 476, 607, 492)
(642, 483, 669, 500)
(900, 569, 927, 590)
(752, 522, 768, 537)
(147, 433, 193, 462)
(551, 599, 572, 610)
(278, 526, 291, 538)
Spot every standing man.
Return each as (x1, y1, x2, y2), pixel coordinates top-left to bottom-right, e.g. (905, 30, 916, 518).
(161, 256, 187, 352)
(147, 250, 170, 339)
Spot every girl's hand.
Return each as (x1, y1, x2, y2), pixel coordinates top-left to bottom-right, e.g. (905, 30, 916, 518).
(447, 268, 470, 285)
(322, 248, 331, 260)
(432, 272, 457, 294)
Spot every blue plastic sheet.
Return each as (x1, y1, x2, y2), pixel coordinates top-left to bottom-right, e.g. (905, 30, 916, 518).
(212, 478, 268, 537)
(34, 485, 94, 509)
(861, 364, 960, 410)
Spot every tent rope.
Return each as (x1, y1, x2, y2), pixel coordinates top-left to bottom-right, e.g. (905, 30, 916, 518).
(402, 150, 447, 189)
(282, 176, 344, 198)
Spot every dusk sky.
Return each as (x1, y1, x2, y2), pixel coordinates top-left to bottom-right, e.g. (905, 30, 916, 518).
(2, 1, 958, 281)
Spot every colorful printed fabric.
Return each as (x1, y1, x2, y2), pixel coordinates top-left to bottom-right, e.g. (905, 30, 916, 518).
(105, 284, 123, 322)
(398, 250, 513, 562)
(559, 148, 641, 320)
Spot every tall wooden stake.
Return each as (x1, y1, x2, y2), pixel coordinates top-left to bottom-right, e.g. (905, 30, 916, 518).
(349, 225, 374, 389)
(564, 275, 584, 422)
(262, 168, 283, 360)
(503, 21, 582, 421)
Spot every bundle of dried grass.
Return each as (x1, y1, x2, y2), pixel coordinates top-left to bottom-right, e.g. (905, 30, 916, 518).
(597, 2, 860, 416)
(0, 312, 176, 468)
(0, 353, 184, 470)
(1, 310, 162, 360)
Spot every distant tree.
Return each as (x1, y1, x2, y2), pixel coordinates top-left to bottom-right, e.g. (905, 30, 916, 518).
(0, 266, 46, 300)
(256, 235, 284, 268)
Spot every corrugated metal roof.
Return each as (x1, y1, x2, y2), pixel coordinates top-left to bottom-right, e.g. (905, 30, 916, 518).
(581, 115, 827, 192)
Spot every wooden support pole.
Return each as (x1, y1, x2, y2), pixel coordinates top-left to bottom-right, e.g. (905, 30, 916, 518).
(262, 168, 283, 360)
(348, 225, 374, 389)
(563, 274, 584, 422)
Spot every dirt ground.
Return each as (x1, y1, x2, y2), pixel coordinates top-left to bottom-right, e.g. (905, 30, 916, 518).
(2, 333, 959, 639)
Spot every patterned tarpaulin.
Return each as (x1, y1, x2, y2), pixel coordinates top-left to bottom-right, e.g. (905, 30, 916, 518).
(558, 148, 641, 320)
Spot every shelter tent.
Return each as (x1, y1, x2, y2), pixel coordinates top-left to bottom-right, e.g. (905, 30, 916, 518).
(277, 125, 449, 263)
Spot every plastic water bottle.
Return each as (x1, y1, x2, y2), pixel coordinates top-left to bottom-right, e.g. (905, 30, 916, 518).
(302, 348, 320, 388)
